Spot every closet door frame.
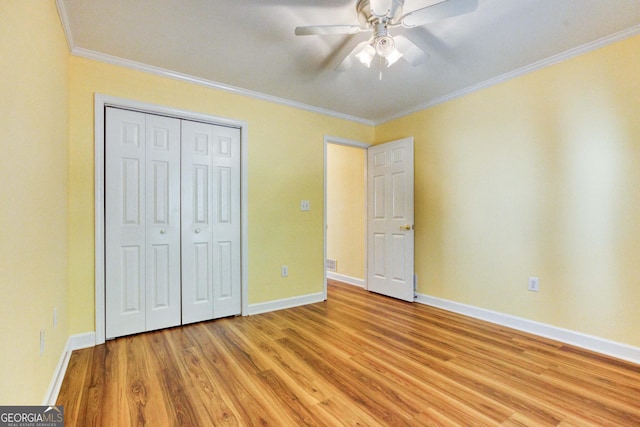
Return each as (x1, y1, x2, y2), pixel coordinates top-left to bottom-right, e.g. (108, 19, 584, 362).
(94, 94, 249, 345)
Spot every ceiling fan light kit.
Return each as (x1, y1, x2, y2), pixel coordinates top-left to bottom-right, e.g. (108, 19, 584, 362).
(355, 44, 376, 67)
(294, 0, 479, 72)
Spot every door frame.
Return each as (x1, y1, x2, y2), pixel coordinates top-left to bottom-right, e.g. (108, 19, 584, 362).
(323, 135, 370, 298)
(94, 94, 249, 345)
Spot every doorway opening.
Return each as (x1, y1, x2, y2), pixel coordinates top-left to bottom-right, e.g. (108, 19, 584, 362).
(323, 136, 369, 296)
(324, 135, 415, 302)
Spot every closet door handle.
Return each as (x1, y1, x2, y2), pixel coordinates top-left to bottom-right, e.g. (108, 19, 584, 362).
(195, 228, 201, 234)
(160, 229, 167, 235)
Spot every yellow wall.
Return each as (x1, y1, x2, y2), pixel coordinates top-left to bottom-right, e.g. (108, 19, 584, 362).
(376, 34, 640, 347)
(67, 57, 374, 334)
(0, 1, 69, 403)
(327, 144, 366, 280)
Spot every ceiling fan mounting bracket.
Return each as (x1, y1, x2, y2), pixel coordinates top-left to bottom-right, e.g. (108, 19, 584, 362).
(357, 0, 404, 27)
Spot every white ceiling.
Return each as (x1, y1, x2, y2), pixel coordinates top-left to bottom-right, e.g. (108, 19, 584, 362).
(57, 0, 640, 124)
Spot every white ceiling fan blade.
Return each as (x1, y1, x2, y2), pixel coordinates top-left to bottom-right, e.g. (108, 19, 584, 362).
(335, 41, 371, 71)
(394, 35, 429, 66)
(295, 25, 364, 36)
(400, 0, 478, 28)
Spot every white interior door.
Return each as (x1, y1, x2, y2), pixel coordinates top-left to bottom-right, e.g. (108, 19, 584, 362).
(367, 137, 415, 302)
(105, 108, 182, 338)
(181, 121, 241, 324)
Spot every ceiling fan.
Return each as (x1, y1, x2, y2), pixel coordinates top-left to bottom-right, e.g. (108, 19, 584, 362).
(295, 0, 478, 71)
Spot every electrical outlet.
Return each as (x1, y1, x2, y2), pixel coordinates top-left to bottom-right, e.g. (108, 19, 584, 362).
(281, 265, 288, 277)
(300, 200, 310, 211)
(528, 276, 540, 292)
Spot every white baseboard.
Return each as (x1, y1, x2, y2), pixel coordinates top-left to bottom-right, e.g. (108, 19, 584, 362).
(247, 292, 325, 316)
(67, 332, 97, 351)
(416, 293, 640, 365)
(42, 332, 96, 405)
(327, 272, 365, 288)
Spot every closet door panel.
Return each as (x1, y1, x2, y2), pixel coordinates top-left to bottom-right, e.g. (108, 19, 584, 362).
(106, 109, 182, 338)
(211, 128, 241, 318)
(105, 108, 147, 339)
(181, 121, 215, 324)
(145, 114, 182, 331)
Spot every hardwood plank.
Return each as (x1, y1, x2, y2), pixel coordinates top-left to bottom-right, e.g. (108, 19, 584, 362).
(226, 318, 333, 406)
(125, 334, 179, 426)
(190, 321, 293, 425)
(312, 397, 383, 426)
(179, 345, 240, 425)
(81, 342, 107, 426)
(276, 330, 416, 425)
(350, 351, 513, 426)
(55, 346, 91, 424)
(58, 280, 640, 426)
(255, 369, 328, 426)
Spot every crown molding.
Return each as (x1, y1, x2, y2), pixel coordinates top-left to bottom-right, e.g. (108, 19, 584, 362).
(55, 0, 640, 128)
(376, 24, 640, 125)
(54, 1, 373, 125)
(69, 46, 375, 126)
(55, 0, 74, 52)
(57, 0, 358, 126)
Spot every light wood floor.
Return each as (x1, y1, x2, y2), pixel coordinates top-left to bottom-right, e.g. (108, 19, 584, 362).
(57, 280, 640, 426)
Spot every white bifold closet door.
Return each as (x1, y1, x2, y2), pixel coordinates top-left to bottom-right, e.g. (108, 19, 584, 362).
(105, 108, 241, 339)
(181, 120, 241, 324)
(105, 108, 182, 338)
